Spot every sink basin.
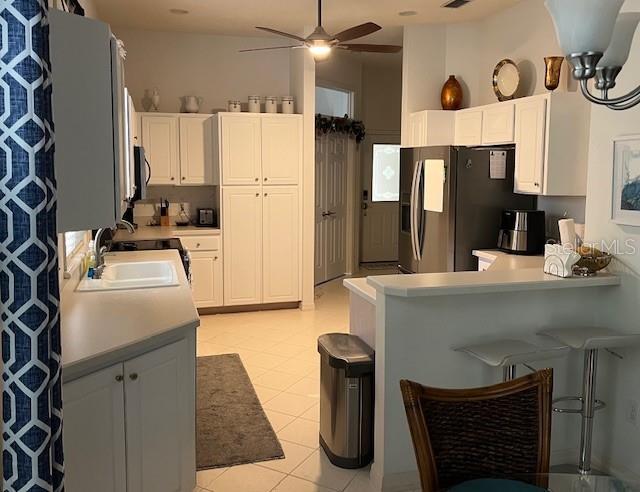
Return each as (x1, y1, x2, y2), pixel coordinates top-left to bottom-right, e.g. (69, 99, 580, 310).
(77, 261, 179, 292)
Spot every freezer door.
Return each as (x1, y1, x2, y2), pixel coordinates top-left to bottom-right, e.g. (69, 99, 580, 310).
(454, 147, 536, 271)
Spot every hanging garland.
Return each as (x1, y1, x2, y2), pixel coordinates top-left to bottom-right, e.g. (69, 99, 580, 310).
(316, 114, 366, 143)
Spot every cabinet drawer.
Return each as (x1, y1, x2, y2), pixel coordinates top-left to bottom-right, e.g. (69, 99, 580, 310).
(180, 236, 220, 252)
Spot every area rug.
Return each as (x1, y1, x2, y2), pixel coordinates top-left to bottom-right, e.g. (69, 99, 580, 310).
(196, 354, 284, 469)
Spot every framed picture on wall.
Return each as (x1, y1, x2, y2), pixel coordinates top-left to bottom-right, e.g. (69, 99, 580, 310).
(612, 135, 640, 226)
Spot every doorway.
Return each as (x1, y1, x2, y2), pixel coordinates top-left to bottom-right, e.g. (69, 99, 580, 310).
(360, 134, 401, 264)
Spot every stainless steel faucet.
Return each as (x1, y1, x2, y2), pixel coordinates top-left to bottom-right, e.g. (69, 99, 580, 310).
(94, 219, 135, 279)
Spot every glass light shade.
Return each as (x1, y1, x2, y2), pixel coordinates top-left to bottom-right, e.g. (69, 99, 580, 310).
(545, 0, 624, 55)
(597, 13, 640, 68)
(309, 45, 332, 61)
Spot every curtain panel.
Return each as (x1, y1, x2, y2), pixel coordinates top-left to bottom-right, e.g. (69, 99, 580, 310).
(0, 1, 64, 490)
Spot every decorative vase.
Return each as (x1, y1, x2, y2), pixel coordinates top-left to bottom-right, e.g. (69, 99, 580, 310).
(181, 95, 203, 113)
(544, 56, 564, 91)
(151, 88, 160, 112)
(441, 75, 463, 110)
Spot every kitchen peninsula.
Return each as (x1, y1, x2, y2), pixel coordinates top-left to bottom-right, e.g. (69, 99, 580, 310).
(344, 268, 621, 492)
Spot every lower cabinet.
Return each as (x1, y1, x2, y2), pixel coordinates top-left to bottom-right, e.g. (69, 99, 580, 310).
(63, 336, 196, 492)
(190, 250, 223, 308)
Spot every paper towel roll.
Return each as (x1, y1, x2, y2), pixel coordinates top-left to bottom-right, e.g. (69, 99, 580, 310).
(575, 223, 585, 245)
(558, 219, 576, 249)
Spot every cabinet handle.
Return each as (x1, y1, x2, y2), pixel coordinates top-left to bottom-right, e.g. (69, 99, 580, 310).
(129, 373, 139, 381)
(255, 193, 260, 197)
(182, 177, 186, 180)
(196, 243, 201, 248)
(264, 193, 268, 197)
(170, 177, 175, 181)
(264, 178, 268, 182)
(115, 375, 124, 382)
(255, 178, 259, 182)
(214, 256, 218, 260)
(534, 182, 540, 187)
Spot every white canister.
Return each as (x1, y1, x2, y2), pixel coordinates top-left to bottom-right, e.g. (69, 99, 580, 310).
(265, 96, 278, 114)
(228, 100, 242, 112)
(248, 95, 261, 113)
(281, 96, 295, 114)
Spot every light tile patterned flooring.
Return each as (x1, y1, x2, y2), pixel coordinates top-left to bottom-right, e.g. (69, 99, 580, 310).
(193, 278, 376, 492)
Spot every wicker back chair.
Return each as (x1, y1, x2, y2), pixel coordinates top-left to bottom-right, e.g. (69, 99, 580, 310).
(400, 369, 553, 492)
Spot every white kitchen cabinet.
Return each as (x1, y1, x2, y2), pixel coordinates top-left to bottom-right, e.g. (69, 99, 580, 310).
(263, 186, 300, 303)
(63, 364, 127, 492)
(407, 110, 455, 147)
(190, 250, 223, 308)
(142, 115, 180, 185)
(514, 97, 547, 194)
(124, 339, 194, 492)
(262, 116, 302, 185)
(454, 109, 483, 146)
(223, 187, 263, 306)
(63, 337, 195, 492)
(179, 116, 216, 185)
(482, 104, 515, 145)
(220, 114, 262, 185)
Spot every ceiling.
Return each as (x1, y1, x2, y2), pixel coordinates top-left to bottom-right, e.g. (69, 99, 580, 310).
(93, 0, 521, 44)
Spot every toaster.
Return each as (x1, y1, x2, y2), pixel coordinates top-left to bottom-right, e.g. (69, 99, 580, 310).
(197, 208, 217, 227)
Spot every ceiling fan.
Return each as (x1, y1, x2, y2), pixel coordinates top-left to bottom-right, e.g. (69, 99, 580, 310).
(240, 0, 402, 61)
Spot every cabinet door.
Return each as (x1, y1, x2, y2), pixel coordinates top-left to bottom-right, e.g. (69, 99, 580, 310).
(482, 104, 515, 144)
(190, 250, 223, 308)
(262, 116, 302, 185)
(124, 339, 195, 492)
(63, 364, 126, 492)
(142, 115, 179, 185)
(455, 110, 483, 146)
(221, 114, 262, 185)
(409, 111, 426, 147)
(223, 187, 263, 305)
(263, 186, 300, 303)
(179, 116, 215, 185)
(514, 98, 547, 194)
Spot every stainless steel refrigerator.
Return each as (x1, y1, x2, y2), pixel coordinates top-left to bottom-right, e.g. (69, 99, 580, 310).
(399, 146, 537, 274)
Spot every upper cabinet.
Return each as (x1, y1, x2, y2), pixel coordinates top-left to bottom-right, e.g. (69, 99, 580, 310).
(407, 93, 590, 197)
(219, 113, 303, 186)
(140, 113, 218, 186)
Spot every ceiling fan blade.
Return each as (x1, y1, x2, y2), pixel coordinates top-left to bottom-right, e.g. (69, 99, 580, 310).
(333, 22, 381, 42)
(338, 43, 403, 53)
(239, 45, 303, 52)
(256, 27, 306, 43)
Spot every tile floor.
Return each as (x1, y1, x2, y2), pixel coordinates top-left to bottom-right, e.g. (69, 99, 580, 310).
(193, 276, 377, 492)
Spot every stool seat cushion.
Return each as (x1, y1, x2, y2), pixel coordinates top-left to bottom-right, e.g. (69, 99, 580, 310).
(449, 479, 548, 492)
(456, 340, 569, 367)
(538, 327, 640, 350)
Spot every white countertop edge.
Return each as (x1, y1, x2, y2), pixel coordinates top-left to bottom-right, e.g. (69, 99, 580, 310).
(472, 249, 500, 261)
(343, 278, 377, 304)
(366, 268, 620, 298)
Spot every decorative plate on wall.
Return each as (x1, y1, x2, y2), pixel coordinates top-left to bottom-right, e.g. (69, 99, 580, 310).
(492, 59, 520, 102)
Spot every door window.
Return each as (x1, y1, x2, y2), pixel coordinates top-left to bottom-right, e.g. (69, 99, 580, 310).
(372, 144, 401, 202)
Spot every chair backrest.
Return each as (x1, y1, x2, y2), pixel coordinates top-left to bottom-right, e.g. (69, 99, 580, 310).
(400, 369, 553, 492)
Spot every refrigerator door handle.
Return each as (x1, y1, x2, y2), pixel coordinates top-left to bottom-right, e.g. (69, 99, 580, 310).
(409, 161, 421, 261)
(415, 160, 425, 262)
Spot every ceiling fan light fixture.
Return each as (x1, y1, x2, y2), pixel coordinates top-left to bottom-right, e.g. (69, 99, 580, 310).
(309, 45, 332, 61)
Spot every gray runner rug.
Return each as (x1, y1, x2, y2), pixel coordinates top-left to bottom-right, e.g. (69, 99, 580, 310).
(196, 354, 285, 469)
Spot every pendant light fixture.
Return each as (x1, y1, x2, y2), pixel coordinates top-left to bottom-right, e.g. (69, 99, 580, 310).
(545, 0, 640, 110)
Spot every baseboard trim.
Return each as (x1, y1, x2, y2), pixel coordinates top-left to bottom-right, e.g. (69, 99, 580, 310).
(197, 302, 299, 315)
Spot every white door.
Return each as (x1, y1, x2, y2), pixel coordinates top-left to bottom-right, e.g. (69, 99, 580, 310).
(223, 187, 263, 305)
(141, 115, 179, 185)
(263, 186, 299, 303)
(315, 134, 348, 284)
(220, 114, 262, 185)
(262, 115, 302, 185)
(124, 339, 195, 492)
(63, 364, 126, 492)
(514, 98, 547, 194)
(482, 104, 515, 145)
(361, 137, 400, 263)
(190, 251, 223, 308)
(179, 116, 214, 185)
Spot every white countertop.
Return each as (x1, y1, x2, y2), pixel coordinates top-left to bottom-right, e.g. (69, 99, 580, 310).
(114, 224, 220, 241)
(343, 277, 377, 304)
(61, 249, 199, 382)
(366, 268, 620, 298)
(473, 249, 545, 271)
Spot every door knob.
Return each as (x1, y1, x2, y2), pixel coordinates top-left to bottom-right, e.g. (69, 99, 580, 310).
(115, 375, 124, 382)
(129, 373, 138, 381)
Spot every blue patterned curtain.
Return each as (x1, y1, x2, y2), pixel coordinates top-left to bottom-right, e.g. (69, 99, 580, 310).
(0, 1, 65, 491)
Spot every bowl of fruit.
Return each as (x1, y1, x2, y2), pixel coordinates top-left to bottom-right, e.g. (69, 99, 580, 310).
(573, 246, 613, 277)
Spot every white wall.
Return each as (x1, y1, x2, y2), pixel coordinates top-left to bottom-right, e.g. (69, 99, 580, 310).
(114, 28, 291, 114)
(584, 0, 640, 479)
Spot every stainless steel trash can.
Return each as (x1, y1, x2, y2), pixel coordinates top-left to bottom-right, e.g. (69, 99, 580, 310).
(317, 333, 374, 469)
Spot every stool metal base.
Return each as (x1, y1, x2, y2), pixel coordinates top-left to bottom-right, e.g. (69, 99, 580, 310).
(550, 463, 606, 476)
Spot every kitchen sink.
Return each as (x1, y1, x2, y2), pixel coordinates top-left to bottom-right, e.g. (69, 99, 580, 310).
(76, 261, 179, 292)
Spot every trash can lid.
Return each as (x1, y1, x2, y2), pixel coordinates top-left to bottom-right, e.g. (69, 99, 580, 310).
(317, 333, 374, 376)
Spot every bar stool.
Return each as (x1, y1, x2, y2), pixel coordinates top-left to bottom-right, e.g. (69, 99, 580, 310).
(456, 339, 570, 382)
(538, 327, 640, 475)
